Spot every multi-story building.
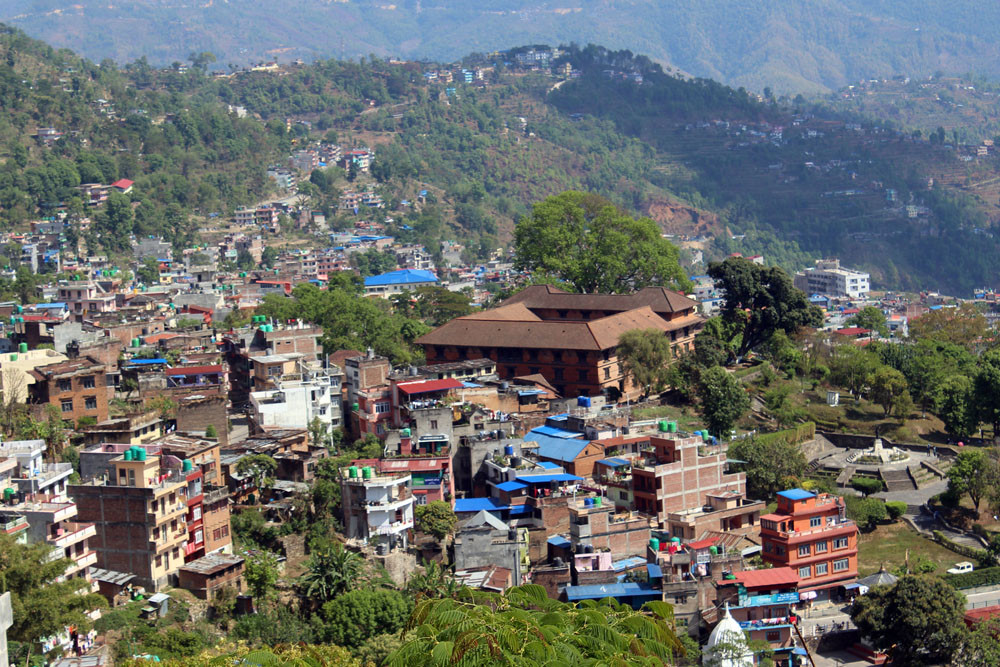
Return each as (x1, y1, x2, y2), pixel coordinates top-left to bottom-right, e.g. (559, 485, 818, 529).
(340, 465, 415, 553)
(714, 567, 803, 667)
(222, 322, 323, 405)
(417, 286, 704, 400)
(56, 281, 116, 314)
(28, 356, 109, 423)
(0, 439, 74, 500)
(344, 352, 393, 438)
(69, 447, 196, 590)
(665, 490, 765, 542)
(0, 348, 69, 404)
(625, 434, 746, 527)
(250, 369, 342, 432)
(760, 488, 858, 599)
(793, 259, 870, 299)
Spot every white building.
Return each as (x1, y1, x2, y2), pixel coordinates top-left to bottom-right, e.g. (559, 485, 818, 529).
(339, 467, 415, 553)
(793, 259, 870, 299)
(249, 363, 342, 432)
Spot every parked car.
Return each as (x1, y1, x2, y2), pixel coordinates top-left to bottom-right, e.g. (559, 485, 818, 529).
(947, 561, 974, 575)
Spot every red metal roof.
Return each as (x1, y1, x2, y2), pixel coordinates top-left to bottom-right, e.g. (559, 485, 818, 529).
(686, 537, 719, 551)
(396, 378, 463, 395)
(834, 327, 871, 336)
(733, 567, 799, 590)
(111, 178, 134, 189)
(165, 365, 222, 376)
(965, 605, 1000, 626)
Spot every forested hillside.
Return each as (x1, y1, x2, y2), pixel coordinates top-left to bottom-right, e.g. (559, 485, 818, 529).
(6, 25, 1000, 294)
(8, 1, 1000, 93)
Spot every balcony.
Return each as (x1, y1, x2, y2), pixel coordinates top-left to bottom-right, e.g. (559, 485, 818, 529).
(373, 518, 414, 535)
(0, 515, 28, 534)
(762, 519, 856, 541)
(49, 522, 97, 550)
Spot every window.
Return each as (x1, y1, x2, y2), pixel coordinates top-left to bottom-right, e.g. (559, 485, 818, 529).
(430, 420, 438, 430)
(833, 558, 850, 572)
(798, 545, 810, 557)
(604, 367, 611, 380)
(375, 402, 390, 414)
(810, 517, 822, 527)
(834, 537, 849, 549)
(155, 555, 162, 567)
(61, 400, 73, 413)
(798, 566, 811, 579)
(85, 397, 97, 410)
(764, 542, 773, 553)
(192, 506, 202, 521)
(221, 525, 229, 537)
(766, 631, 780, 642)
(816, 562, 828, 575)
(674, 595, 688, 604)
(815, 541, 828, 553)
(58, 379, 72, 392)
(82, 376, 95, 389)
(775, 545, 786, 556)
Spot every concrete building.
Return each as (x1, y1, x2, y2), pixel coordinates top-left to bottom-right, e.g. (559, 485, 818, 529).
(665, 490, 764, 542)
(453, 510, 527, 585)
(69, 448, 199, 590)
(249, 359, 342, 432)
(28, 356, 109, 424)
(0, 439, 74, 500)
(714, 567, 802, 666)
(340, 466, 415, 553)
(760, 489, 858, 598)
(793, 259, 870, 299)
(0, 348, 69, 404)
(418, 286, 703, 400)
(364, 269, 438, 297)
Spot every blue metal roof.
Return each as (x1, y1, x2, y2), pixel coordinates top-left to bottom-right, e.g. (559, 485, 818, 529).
(495, 481, 527, 492)
(515, 473, 584, 484)
(596, 457, 630, 467)
(517, 389, 545, 396)
(508, 504, 532, 516)
(564, 582, 662, 601)
(537, 461, 561, 470)
(612, 556, 648, 572)
(127, 358, 168, 365)
(454, 498, 507, 513)
(531, 425, 582, 439)
(462, 382, 483, 388)
(777, 488, 815, 501)
(364, 269, 438, 287)
(646, 563, 663, 579)
(547, 535, 571, 547)
(523, 432, 589, 464)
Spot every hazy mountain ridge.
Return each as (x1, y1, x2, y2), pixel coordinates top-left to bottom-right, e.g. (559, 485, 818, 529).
(7, 1, 1000, 92)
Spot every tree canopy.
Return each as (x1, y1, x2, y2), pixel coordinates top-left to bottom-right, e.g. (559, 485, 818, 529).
(514, 191, 688, 294)
(696, 366, 750, 437)
(708, 257, 822, 357)
(617, 328, 674, 397)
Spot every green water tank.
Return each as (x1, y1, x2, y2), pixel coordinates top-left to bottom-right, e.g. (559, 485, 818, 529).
(593, 496, 602, 507)
(362, 466, 373, 479)
(135, 447, 147, 462)
(658, 420, 669, 432)
(8, 354, 15, 361)
(402, 428, 411, 437)
(15, 305, 22, 314)
(124, 449, 133, 461)
(348, 466, 359, 478)
(182, 459, 193, 472)
(352, 402, 359, 411)
(709, 545, 718, 555)
(3, 487, 15, 501)
(18, 343, 27, 353)
(668, 421, 677, 433)
(649, 537, 660, 552)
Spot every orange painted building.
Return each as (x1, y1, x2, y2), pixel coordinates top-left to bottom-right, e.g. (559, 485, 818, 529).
(760, 489, 858, 598)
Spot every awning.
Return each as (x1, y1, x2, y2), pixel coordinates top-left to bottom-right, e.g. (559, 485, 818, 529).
(843, 583, 863, 590)
(495, 481, 527, 492)
(547, 535, 571, 547)
(792, 648, 808, 656)
(516, 473, 584, 484)
(646, 563, 663, 578)
(397, 378, 463, 395)
(596, 457, 630, 467)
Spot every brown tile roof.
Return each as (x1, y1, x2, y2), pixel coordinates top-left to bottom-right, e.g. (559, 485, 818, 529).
(502, 285, 698, 316)
(416, 307, 701, 351)
(28, 355, 105, 380)
(460, 302, 541, 321)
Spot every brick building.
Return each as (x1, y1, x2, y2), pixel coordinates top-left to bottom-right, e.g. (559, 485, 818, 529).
(29, 356, 109, 423)
(344, 352, 392, 438)
(567, 500, 652, 560)
(760, 489, 858, 599)
(177, 552, 244, 600)
(417, 286, 704, 400)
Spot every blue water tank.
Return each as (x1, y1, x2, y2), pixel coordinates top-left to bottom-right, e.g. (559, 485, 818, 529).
(504, 445, 514, 456)
(577, 396, 592, 407)
(584, 497, 594, 507)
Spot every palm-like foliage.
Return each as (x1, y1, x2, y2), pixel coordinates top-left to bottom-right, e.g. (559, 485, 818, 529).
(386, 584, 685, 666)
(298, 543, 362, 604)
(405, 560, 462, 600)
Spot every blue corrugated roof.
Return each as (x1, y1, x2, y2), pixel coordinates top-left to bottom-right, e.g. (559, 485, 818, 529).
(462, 382, 483, 388)
(127, 358, 168, 365)
(646, 563, 663, 579)
(612, 556, 648, 572)
(564, 582, 662, 601)
(537, 461, 561, 470)
(364, 269, 438, 287)
(515, 473, 584, 484)
(596, 457, 629, 467)
(508, 504, 532, 516)
(532, 425, 582, 439)
(523, 432, 589, 464)
(495, 481, 527, 492)
(777, 488, 815, 501)
(547, 535, 571, 547)
(517, 389, 545, 396)
(454, 498, 507, 513)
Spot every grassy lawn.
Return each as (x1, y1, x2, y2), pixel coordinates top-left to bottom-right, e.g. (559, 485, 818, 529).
(795, 386, 950, 444)
(857, 522, 964, 577)
(630, 404, 705, 432)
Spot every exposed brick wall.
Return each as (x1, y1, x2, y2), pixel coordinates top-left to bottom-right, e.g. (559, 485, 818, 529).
(177, 395, 229, 447)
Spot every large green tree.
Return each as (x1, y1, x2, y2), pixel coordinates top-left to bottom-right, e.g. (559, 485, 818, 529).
(850, 575, 967, 665)
(947, 448, 996, 517)
(696, 366, 750, 437)
(514, 191, 688, 294)
(0, 532, 106, 650)
(707, 257, 822, 358)
(728, 436, 807, 499)
(939, 374, 978, 438)
(388, 584, 684, 666)
(298, 543, 363, 604)
(869, 366, 909, 417)
(236, 453, 278, 497)
(975, 348, 1000, 436)
(847, 305, 888, 336)
(617, 328, 674, 397)
(414, 500, 458, 541)
(320, 588, 412, 649)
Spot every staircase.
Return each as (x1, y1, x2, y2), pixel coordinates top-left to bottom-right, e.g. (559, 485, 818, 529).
(881, 468, 917, 492)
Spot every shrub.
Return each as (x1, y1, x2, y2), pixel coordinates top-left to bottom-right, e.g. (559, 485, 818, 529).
(851, 477, 885, 496)
(973, 524, 988, 537)
(944, 565, 1000, 590)
(940, 486, 962, 508)
(886, 501, 907, 521)
(932, 530, 988, 562)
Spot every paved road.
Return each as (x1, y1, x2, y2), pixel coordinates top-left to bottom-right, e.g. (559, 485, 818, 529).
(229, 413, 249, 445)
(909, 508, 984, 549)
(873, 479, 947, 507)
